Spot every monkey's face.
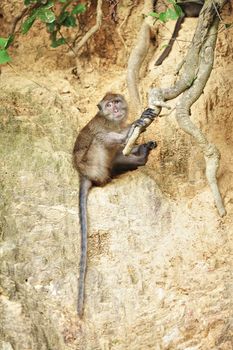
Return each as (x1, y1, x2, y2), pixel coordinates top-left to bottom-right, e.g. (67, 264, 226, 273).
(98, 94, 128, 122)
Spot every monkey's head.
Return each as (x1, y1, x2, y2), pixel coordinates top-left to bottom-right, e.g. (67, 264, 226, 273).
(97, 93, 128, 122)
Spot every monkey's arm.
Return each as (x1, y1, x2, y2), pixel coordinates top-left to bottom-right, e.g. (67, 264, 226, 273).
(96, 131, 127, 147)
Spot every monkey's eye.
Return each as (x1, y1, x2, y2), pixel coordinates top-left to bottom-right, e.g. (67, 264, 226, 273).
(106, 102, 113, 108)
(115, 100, 120, 104)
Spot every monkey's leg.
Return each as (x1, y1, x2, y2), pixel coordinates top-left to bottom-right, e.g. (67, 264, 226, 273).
(111, 141, 157, 176)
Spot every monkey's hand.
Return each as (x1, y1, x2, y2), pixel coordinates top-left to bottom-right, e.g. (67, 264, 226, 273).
(129, 108, 156, 136)
(123, 109, 159, 156)
(133, 108, 156, 128)
(140, 108, 157, 121)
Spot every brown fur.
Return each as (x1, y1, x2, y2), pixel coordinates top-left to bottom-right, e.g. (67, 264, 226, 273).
(73, 93, 129, 317)
(73, 93, 157, 317)
(73, 93, 129, 185)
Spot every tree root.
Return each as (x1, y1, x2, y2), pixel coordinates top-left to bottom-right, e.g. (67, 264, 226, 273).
(74, 0, 103, 54)
(126, 0, 154, 114)
(161, 0, 219, 100)
(175, 18, 226, 217)
(124, 0, 227, 216)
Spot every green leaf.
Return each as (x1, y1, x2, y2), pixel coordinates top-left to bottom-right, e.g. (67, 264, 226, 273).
(0, 38, 8, 49)
(0, 36, 14, 49)
(57, 10, 69, 24)
(50, 31, 65, 47)
(46, 21, 57, 32)
(21, 14, 36, 34)
(0, 49, 11, 64)
(167, 0, 176, 5)
(63, 14, 76, 27)
(148, 11, 159, 18)
(5, 35, 14, 49)
(59, 0, 67, 2)
(158, 12, 167, 23)
(51, 37, 66, 47)
(71, 4, 86, 15)
(166, 8, 179, 20)
(37, 8, 56, 23)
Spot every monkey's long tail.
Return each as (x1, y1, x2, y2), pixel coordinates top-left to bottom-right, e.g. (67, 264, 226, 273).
(155, 15, 185, 66)
(78, 176, 92, 317)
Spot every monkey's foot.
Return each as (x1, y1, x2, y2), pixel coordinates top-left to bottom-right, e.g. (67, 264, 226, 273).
(147, 141, 157, 150)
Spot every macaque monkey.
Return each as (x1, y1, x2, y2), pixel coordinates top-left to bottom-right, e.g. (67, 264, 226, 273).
(73, 93, 157, 317)
(155, 0, 204, 66)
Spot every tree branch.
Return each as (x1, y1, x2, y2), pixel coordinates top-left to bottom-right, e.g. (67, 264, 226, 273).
(74, 0, 103, 54)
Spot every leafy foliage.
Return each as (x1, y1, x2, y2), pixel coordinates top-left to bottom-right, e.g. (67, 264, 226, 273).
(21, 0, 86, 47)
(0, 0, 86, 64)
(4, 0, 231, 65)
(0, 36, 14, 64)
(149, 0, 183, 23)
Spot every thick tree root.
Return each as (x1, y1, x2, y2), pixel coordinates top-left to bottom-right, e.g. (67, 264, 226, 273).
(124, 0, 227, 216)
(175, 18, 226, 216)
(126, 0, 154, 114)
(127, 21, 151, 114)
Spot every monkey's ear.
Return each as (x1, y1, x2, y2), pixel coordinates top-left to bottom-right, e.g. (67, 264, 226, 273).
(97, 103, 102, 111)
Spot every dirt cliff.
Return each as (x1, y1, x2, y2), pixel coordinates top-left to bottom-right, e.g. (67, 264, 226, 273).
(0, 1, 233, 349)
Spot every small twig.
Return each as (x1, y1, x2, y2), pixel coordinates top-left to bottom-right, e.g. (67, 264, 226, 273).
(61, 0, 73, 13)
(212, 1, 223, 21)
(116, 1, 138, 53)
(117, 13, 129, 52)
(11, 8, 28, 35)
(58, 30, 77, 57)
(10, 3, 40, 36)
(74, 0, 103, 54)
